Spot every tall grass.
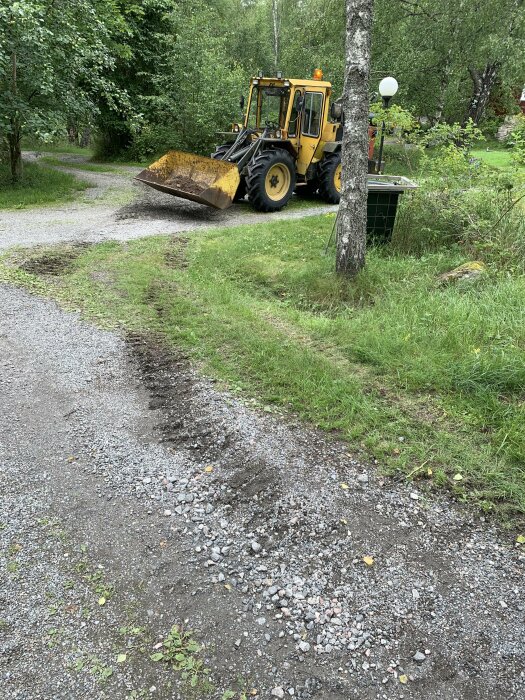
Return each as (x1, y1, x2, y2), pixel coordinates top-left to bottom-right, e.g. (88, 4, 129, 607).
(0, 162, 90, 209)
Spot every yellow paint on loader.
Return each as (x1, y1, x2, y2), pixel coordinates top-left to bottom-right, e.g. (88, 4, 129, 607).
(135, 150, 240, 210)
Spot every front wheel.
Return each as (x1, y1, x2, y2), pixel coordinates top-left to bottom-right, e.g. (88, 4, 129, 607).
(246, 149, 296, 212)
(318, 153, 342, 204)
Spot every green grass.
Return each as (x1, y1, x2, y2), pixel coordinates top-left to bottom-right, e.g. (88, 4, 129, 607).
(22, 138, 95, 157)
(0, 162, 90, 209)
(471, 147, 518, 170)
(40, 156, 118, 173)
(3, 215, 524, 524)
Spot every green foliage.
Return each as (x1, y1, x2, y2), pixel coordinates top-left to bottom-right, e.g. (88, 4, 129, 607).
(0, 161, 89, 209)
(509, 115, 525, 166)
(0, 0, 127, 175)
(370, 102, 420, 134)
(373, 0, 525, 124)
(150, 624, 212, 691)
(394, 138, 525, 271)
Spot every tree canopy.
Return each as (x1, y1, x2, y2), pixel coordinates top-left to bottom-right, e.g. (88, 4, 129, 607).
(1, 0, 524, 177)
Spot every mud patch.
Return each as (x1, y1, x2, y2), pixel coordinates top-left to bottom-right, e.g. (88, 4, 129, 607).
(18, 244, 90, 276)
(164, 236, 189, 269)
(126, 333, 280, 507)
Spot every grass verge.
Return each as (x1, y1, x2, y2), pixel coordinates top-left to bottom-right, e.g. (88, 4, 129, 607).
(0, 162, 90, 209)
(2, 216, 524, 524)
(39, 156, 118, 173)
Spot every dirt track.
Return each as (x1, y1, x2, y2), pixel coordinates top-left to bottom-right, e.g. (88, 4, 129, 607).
(0, 153, 335, 250)
(1, 156, 525, 699)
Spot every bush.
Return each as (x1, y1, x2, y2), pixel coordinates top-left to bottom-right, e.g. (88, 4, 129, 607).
(509, 115, 525, 165)
(393, 136, 525, 271)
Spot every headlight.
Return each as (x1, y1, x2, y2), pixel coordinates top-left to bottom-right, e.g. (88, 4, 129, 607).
(275, 129, 282, 139)
(233, 124, 240, 132)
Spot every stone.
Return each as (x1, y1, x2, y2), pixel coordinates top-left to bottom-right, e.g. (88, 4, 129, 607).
(413, 651, 426, 663)
(271, 688, 285, 698)
(298, 641, 310, 653)
(437, 261, 486, 286)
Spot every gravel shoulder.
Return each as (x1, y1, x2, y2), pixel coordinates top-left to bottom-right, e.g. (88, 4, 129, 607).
(1, 284, 525, 699)
(0, 153, 335, 250)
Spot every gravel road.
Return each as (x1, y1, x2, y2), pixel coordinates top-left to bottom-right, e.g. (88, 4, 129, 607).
(1, 284, 525, 699)
(0, 153, 335, 250)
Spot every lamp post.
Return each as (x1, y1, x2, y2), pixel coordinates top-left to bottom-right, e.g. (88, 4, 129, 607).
(376, 76, 398, 174)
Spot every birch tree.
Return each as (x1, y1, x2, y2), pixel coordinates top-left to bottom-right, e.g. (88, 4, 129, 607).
(336, 0, 374, 276)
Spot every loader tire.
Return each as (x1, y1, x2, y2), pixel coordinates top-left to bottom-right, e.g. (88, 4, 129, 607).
(211, 144, 246, 201)
(318, 153, 342, 204)
(246, 149, 296, 212)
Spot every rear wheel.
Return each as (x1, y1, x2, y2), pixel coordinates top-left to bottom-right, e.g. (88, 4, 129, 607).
(318, 153, 341, 204)
(211, 144, 246, 201)
(246, 149, 296, 212)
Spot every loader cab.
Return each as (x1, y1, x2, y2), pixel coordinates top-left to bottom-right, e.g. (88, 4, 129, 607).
(244, 75, 337, 178)
(245, 80, 292, 131)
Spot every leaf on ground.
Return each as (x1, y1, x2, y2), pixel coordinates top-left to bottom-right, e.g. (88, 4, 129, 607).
(399, 674, 408, 684)
(116, 653, 127, 663)
(204, 465, 214, 473)
(453, 473, 463, 481)
(363, 556, 374, 566)
(98, 596, 106, 606)
(340, 483, 349, 490)
(150, 652, 164, 662)
(224, 583, 232, 591)
(516, 534, 525, 544)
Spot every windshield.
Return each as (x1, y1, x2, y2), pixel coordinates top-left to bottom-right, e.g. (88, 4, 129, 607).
(247, 86, 290, 129)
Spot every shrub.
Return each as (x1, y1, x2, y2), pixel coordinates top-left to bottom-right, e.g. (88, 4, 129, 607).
(509, 115, 525, 166)
(393, 132, 525, 271)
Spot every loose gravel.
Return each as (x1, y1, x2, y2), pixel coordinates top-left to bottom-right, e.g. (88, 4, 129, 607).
(0, 153, 335, 250)
(1, 284, 525, 699)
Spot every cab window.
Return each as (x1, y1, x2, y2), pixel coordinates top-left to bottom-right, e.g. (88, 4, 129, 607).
(302, 92, 323, 137)
(288, 91, 302, 137)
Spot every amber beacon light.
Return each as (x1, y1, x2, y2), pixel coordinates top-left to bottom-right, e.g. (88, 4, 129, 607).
(312, 68, 323, 80)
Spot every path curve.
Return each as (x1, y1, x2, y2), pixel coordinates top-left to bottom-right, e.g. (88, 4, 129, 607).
(0, 152, 336, 250)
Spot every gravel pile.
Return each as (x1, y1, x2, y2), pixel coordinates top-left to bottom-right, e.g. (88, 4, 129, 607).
(1, 284, 525, 699)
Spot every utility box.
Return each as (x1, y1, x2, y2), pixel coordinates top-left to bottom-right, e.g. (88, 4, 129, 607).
(367, 175, 417, 241)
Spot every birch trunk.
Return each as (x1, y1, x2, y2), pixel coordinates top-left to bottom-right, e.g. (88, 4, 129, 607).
(272, 0, 280, 72)
(336, 0, 374, 276)
(466, 62, 499, 124)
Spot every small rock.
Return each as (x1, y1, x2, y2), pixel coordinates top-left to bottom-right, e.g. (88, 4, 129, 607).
(357, 473, 369, 484)
(298, 641, 310, 653)
(413, 651, 426, 663)
(251, 541, 262, 553)
(271, 688, 285, 699)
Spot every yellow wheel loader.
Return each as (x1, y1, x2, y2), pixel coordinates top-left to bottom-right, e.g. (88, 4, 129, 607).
(136, 69, 347, 212)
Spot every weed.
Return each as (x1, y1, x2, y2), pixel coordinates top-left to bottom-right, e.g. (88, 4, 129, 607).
(151, 625, 213, 692)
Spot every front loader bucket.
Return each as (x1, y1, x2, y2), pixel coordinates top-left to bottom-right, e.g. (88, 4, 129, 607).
(135, 150, 240, 210)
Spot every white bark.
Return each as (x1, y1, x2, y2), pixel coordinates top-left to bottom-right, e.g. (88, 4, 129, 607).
(336, 0, 374, 276)
(272, 0, 280, 72)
